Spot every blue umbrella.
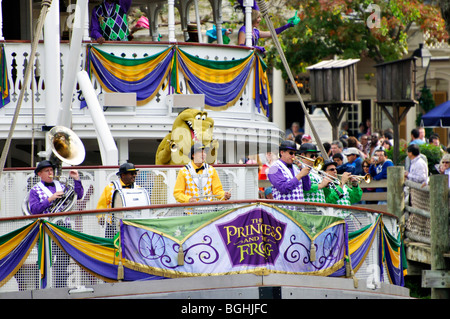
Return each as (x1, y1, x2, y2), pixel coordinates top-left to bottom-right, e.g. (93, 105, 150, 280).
(420, 100, 450, 127)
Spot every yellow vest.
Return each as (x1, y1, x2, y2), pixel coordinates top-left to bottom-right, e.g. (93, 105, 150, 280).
(181, 163, 214, 200)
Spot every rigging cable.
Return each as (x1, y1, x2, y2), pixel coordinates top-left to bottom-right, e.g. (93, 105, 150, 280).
(255, 0, 329, 160)
(0, 0, 54, 178)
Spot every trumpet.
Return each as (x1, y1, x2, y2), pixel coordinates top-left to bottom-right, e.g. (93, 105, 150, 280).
(338, 173, 372, 184)
(353, 174, 372, 183)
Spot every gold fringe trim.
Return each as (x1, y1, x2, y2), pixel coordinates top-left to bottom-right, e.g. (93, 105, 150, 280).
(123, 258, 345, 280)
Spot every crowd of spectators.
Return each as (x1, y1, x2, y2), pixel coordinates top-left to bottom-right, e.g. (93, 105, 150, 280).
(257, 119, 450, 200)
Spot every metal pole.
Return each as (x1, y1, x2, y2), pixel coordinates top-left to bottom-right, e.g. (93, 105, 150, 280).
(255, 0, 328, 159)
(0, 0, 54, 178)
(194, 0, 203, 43)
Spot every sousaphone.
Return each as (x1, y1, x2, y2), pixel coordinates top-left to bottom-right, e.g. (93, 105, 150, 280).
(22, 126, 86, 215)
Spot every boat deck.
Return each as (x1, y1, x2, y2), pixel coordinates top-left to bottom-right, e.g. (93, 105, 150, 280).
(0, 273, 411, 299)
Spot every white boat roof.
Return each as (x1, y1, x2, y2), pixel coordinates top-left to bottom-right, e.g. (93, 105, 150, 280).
(306, 59, 360, 70)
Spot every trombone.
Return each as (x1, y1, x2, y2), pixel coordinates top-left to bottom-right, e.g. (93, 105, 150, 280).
(295, 155, 340, 183)
(294, 154, 324, 171)
(295, 155, 345, 198)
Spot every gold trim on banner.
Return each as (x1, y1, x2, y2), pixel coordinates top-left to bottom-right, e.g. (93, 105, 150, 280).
(122, 202, 258, 246)
(123, 258, 345, 279)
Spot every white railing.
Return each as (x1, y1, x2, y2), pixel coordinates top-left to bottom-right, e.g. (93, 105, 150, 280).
(0, 200, 399, 294)
(0, 164, 259, 218)
(0, 42, 268, 125)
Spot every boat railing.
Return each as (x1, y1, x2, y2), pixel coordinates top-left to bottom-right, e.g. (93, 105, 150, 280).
(0, 164, 259, 218)
(0, 41, 267, 122)
(0, 198, 399, 294)
(403, 178, 450, 249)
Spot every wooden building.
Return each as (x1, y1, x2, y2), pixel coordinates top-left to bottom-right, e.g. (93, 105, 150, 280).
(306, 59, 360, 140)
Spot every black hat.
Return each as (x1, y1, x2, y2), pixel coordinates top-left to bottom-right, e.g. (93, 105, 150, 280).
(117, 163, 139, 176)
(190, 143, 205, 159)
(279, 140, 297, 151)
(322, 159, 338, 171)
(298, 143, 320, 154)
(34, 160, 55, 174)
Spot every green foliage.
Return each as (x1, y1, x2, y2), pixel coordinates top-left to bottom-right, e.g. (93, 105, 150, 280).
(416, 86, 435, 127)
(264, 0, 448, 75)
(386, 147, 407, 166)
(405, 276, 430, 299)
(419, 143, 444, 174)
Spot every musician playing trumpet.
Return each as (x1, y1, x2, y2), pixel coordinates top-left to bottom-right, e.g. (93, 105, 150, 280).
(29, 160, 84, 215)
(297, 143, 336, 204)
(321, 160, 362, 209)
(268, 140, 311, 201)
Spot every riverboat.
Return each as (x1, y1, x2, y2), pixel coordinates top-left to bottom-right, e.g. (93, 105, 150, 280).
(0, 0, 410, 299)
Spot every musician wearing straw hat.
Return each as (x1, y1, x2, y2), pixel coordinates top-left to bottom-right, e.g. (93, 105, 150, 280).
(321, 160, 362, 209)
(173, 143, 231, 203)
(297, 143, 332, 204)
(267, 140, 311, 201)
(29, 160, 84, 215)
(96, 162, 141, 238)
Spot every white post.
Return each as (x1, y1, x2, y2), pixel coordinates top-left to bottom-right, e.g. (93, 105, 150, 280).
(194, 0, 203, 43)
(83, 0, 90, 40)
(77, 71, 118, 165)
(44, 0, 61, 127)
(58, 0, 88, 128)
(168, 0, 176, 42)
(215, 2, 224, 44)
(225, 129, 236, 164)
(0, 0, 4, 40)
(117, 138, 129, 164)
(243, 0, 253, 47)
(166, 169, 177, 204)
(272, 68, 286, 131)
(216, 22, 223, 45)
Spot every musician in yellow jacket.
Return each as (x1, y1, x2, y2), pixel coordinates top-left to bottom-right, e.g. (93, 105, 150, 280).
(173, 143, 231, 203)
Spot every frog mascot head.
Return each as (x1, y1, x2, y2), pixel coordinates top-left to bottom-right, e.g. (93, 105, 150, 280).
(155, 108, 219, 165)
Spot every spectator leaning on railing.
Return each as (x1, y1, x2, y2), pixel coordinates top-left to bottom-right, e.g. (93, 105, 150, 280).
(404, 144, 428, 184)
(369, 149, 393, 193)
(343, 147, 363, 176)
